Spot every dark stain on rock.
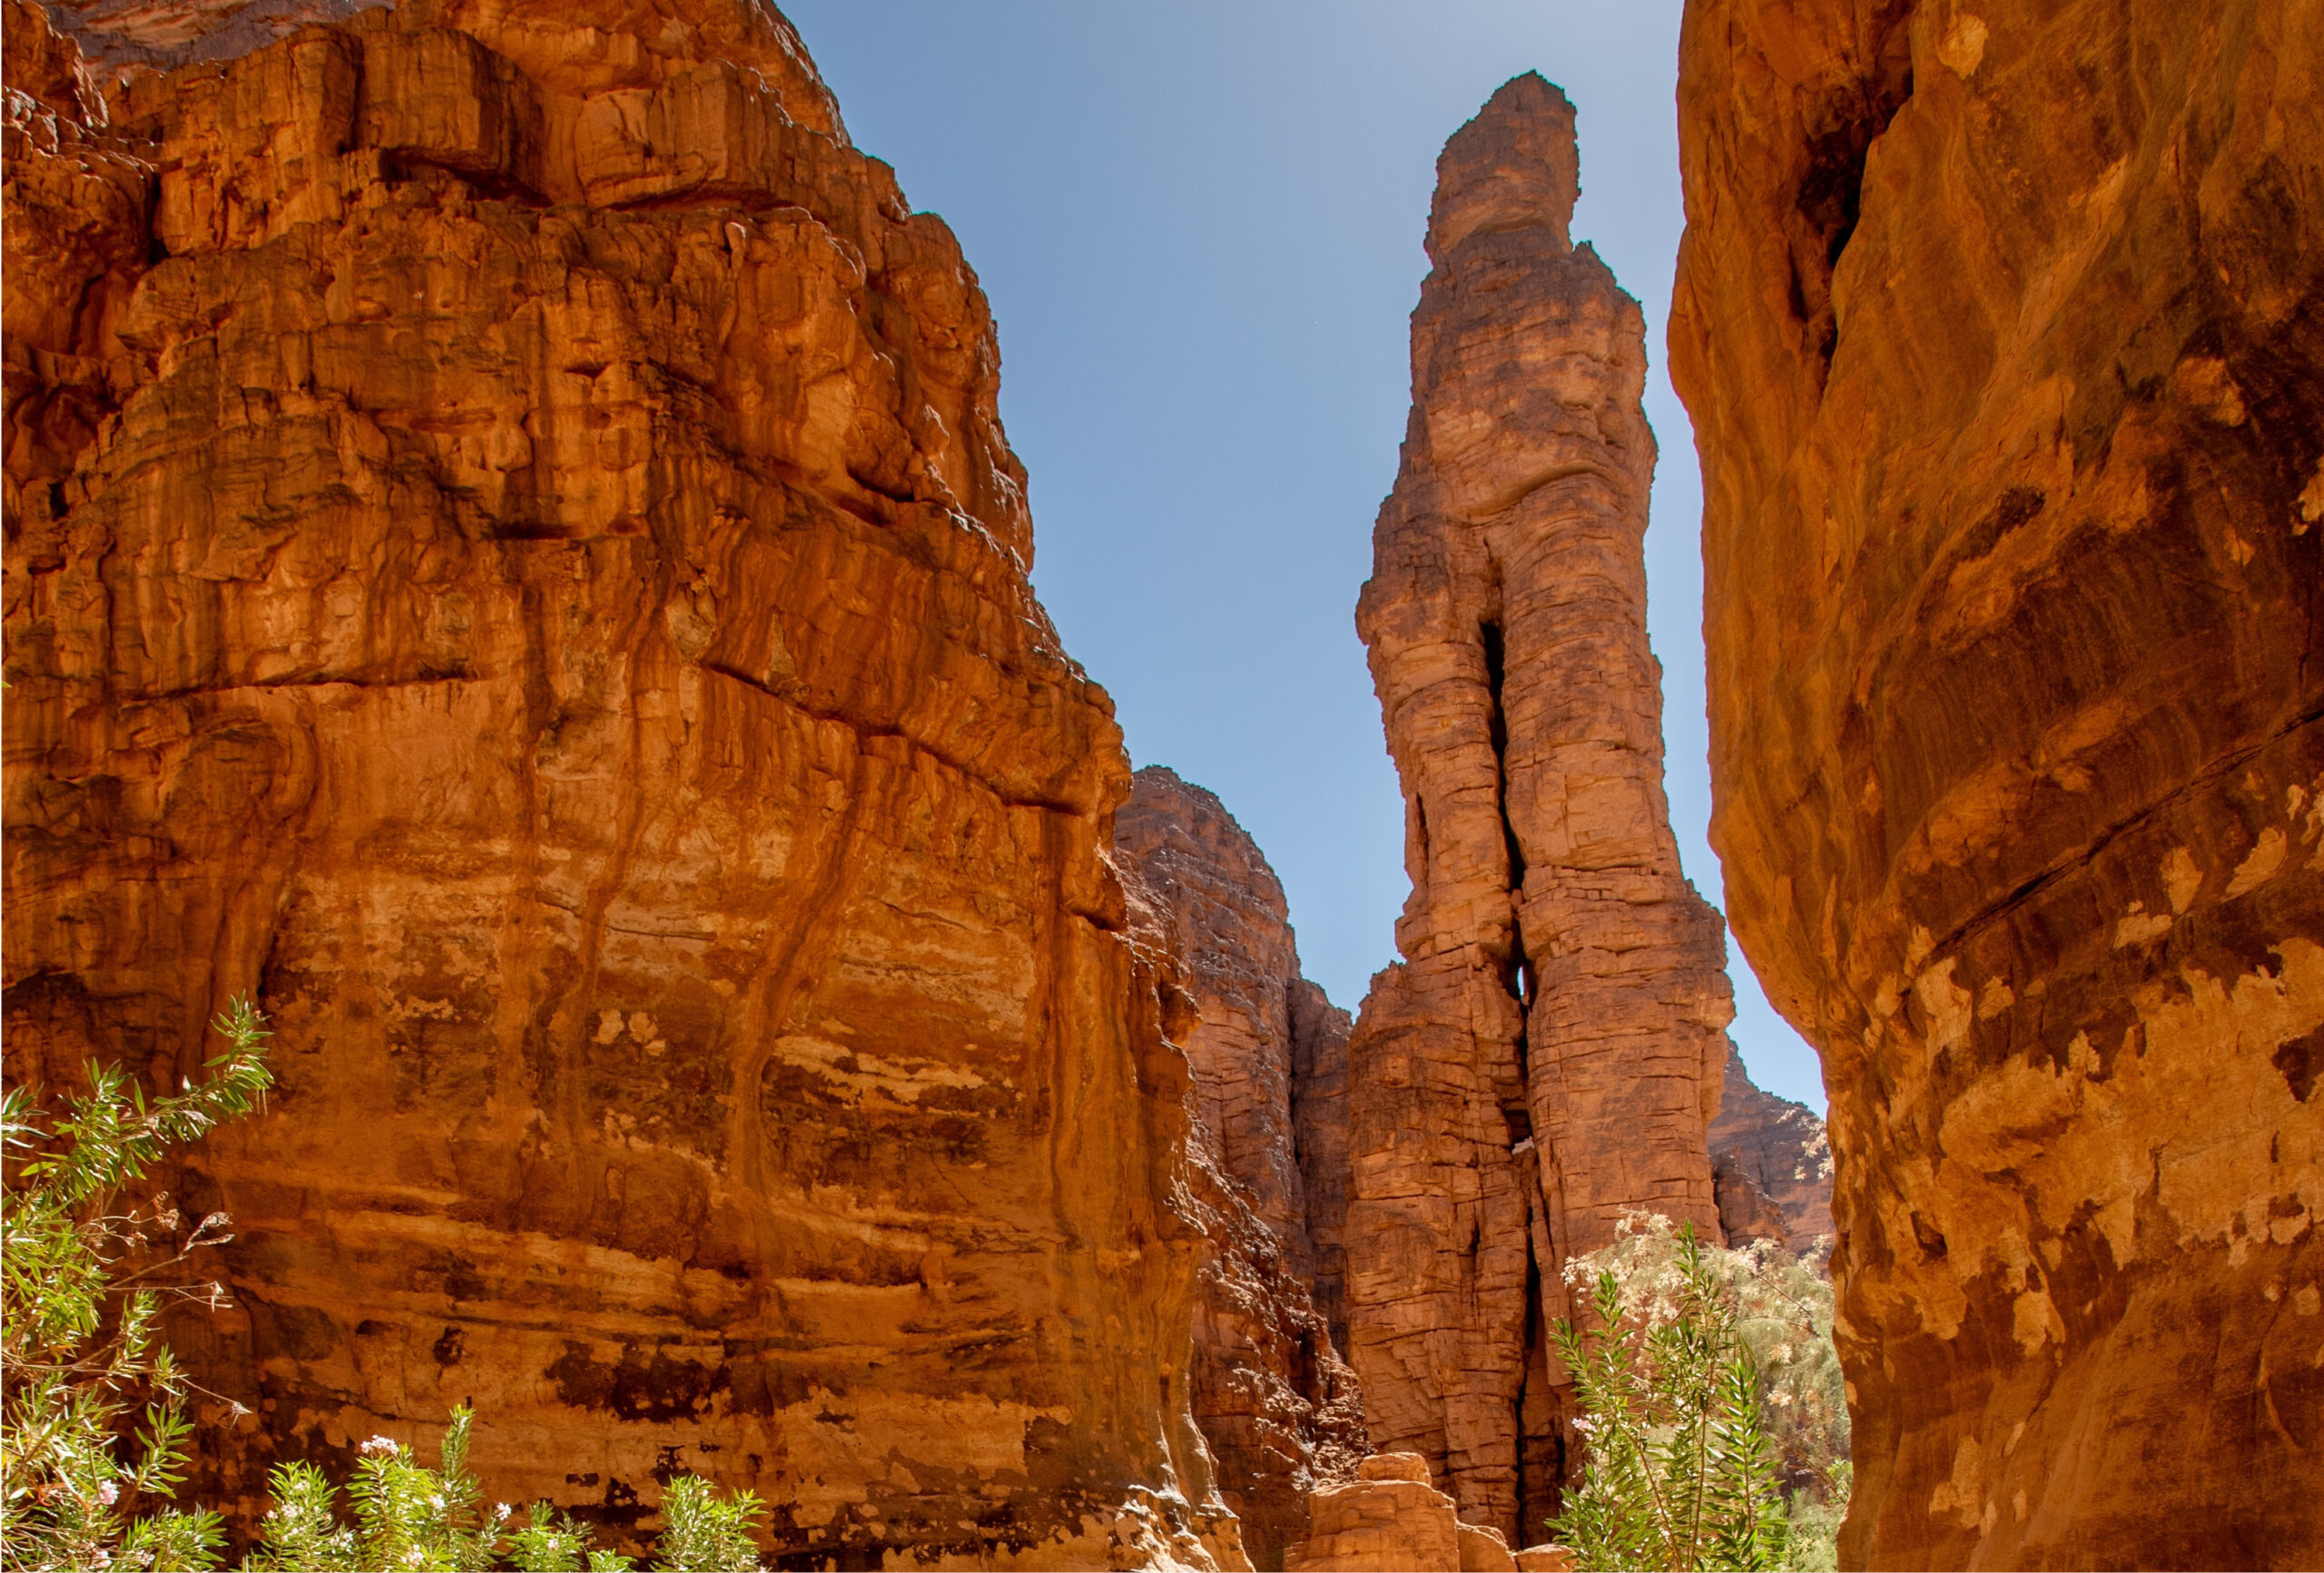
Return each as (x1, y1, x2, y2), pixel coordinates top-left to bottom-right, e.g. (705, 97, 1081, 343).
(544, 1340, 725, 1423)
(2273, 1025, 2319, 1104)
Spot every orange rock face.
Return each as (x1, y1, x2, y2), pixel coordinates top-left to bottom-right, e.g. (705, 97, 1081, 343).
(1283, 1454, 1465, 1573)
(1708, 1047, 1833, 1253)
(2, 2, 1246, 1564)
(1344, 74, 1735, 1545)
(1671, 1, 2324, 1566)
(1116, 767, 1369, 1569)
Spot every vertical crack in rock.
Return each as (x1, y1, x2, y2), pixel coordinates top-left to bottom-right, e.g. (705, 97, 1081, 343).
(1343, 73, 1737, 1545)
(1671, 1, 2324, 1565)
(1115, 766, 1369, 1569)
(0, 2, 1247, 1566)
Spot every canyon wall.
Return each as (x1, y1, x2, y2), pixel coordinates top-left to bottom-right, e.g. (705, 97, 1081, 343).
(1, 1, 1246, 1565)
(1670, 2, 2324, 1567)
(1116, 766, 1368, 1568)
(1344, 74, 1735, 1545)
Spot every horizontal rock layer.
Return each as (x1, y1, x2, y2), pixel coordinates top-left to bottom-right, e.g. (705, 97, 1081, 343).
(1670, 0, 2324, 1566)
(2, 1, 1243, 1565)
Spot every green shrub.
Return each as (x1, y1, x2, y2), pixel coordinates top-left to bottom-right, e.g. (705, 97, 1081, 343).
(1548, 1214, 1852, 1573)
(2, 999, 273, 1572)
(2, 1001, 768, 1572)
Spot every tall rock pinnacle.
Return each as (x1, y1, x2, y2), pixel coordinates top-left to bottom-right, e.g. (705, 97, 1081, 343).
(1343, 74, 1736, 1542)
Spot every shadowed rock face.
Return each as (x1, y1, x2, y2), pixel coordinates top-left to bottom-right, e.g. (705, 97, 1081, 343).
(1, 2, 1245, 1565)
(1344, 74, 1736, 1544)
(1117, 766, 1369, 1569)
(1671, 2, 2324, 1567)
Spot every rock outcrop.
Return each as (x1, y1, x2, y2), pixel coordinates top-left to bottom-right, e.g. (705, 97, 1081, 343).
(1671, 2, 2324, 1566)
(2, 1, 1245, 1564)
(1708, 1047, 1832, 1252)
(1283, 1454, 1467, 1573)
(1117, 766, 1369, 1568)
(1344, 74, 1735, 1544)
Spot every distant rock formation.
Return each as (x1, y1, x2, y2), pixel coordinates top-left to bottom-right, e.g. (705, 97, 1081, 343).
(1708, 1048, 1832, 1253)
(1344, 74, 1736, 1544)
(1117, 766, 1368, 1568)
(1, 1, 1243, 1565)
(1672, 1, 2324, 1566)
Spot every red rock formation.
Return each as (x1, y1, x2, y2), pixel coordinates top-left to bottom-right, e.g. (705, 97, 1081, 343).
(1671, 1, 2324, 1565)
(1, 2, 1246, 1564)
(1344, 74, 1735, 1545)
(1283, 1454, 1468, 1573)
(1708, 1047, 1833, 1252)
(1116, 765, 1368, 1569)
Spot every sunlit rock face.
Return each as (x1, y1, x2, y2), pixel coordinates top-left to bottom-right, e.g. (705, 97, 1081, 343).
(0, 2, 1249, 1565)
(1670, 2, 2324, 1566)
(1117, 766, 1370, 1569)
(1343, 73, 1736, 1546)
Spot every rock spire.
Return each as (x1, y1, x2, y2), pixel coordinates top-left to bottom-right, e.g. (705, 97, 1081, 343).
(1342, 74, 1736, 1543)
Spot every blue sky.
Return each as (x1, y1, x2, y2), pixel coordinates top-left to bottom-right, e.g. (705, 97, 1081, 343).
(782, 0, 1827, 1112)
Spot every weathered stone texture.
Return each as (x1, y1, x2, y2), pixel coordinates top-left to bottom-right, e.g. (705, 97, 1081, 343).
(35, 0, 391, 77)
(1708, 1047, 1833, 1252)
(1671, 1, 2324, 1566)
(1117, 766, 1368, 1568)
(1283, 1454, 1467, 1573)
(1344, 73, 1735, 1546)
(1, 2, 1246, 1565)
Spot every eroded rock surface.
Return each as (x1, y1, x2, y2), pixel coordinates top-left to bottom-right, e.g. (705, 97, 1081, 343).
(2, 2, 1243, 1564)
(1671, 2, 2324, 1566)
(1709, 1047, 1832, 1252)
(1284, 1454, 1466, 1573)
(1344, 74, 1734, 1544)
(1117, 766, 1368, 1568)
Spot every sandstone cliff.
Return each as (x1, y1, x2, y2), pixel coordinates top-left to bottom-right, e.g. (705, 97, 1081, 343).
(1344, 74, 1735, 1544)
(1116, 766, 1369, 1568)
(2, 2, 1245, 1564)
(1708, 1047, 1833, 1253)
(1671, 2, 2324, 1566)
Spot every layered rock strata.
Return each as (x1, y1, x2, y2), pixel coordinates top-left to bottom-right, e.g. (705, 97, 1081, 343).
(2, 1, 1245, 1564)
(1708, 1047, 1833, 1252)
(1671, 2, 2324, 1566)
(1344, 74, 1734, 1544)
(1116, 766, 1368, 1568)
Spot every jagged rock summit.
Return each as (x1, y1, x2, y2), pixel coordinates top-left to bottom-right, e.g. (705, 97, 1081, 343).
(1342, 73, 1737, 1545)
(1672, 1, 2323, 1566)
